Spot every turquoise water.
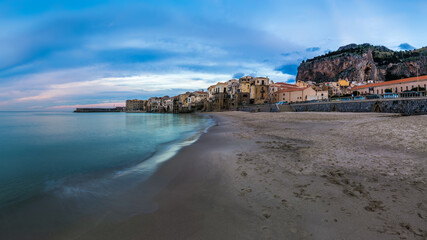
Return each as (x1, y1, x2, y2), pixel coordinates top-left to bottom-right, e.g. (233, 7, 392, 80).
(0, 111, 213, 210)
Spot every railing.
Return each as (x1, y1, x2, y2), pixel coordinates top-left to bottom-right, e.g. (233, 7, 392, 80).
(292, 91, 426, 104)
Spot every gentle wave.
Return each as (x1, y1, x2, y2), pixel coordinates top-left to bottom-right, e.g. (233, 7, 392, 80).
(44, 117, 214, 200)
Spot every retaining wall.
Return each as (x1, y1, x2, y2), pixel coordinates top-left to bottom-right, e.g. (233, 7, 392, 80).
(291, 98, 427, 115)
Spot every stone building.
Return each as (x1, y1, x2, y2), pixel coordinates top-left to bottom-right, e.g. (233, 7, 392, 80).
(237, 77, 252, 106)
(227, 79, 240, 110)
(250, 77, 270, 104)
(192, 91, 208, 111)
(126, 99, 146, 111)
(207, 82, 229, 111)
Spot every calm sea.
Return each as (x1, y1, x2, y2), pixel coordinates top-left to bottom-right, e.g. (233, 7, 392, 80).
(0, 111, 213, 238)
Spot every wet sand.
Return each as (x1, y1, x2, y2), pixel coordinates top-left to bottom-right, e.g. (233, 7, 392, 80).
(59, 112, 426, 240)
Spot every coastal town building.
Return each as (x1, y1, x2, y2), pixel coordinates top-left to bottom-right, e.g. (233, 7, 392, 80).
(194, 91, 208, 102)
(306, 90, 329, 101)
(295, 80, 310, 88)
(126, 99, 146, 111)
(273, 87, 317, 103)
(269, 82, 301, 102)
(239, 76, 253, 93)
(146, 97, 160, 112)
(124, 74, 427, 114)
(352, 75, 427, 95)
(250, 77, 270, 104)
(208, 82, 229, 111)
(237, 76, 253, 106)
(227, 79, 240, 110)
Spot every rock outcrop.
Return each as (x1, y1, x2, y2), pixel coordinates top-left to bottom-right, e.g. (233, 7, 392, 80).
(296, 43, 427, 83)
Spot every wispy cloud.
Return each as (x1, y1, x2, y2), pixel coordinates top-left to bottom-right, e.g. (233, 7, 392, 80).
(306, 47, 320, 52)
(48, 102, 125, 110)
(0, 0, 426, 110)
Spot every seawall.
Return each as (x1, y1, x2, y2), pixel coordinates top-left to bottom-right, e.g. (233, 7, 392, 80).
(291, 97, 427, 115)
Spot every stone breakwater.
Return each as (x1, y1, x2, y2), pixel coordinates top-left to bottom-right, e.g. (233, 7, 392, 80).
(291, 98, 427, 115)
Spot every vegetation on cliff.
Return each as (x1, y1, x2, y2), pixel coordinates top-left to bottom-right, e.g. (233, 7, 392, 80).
(298, 43, 427, 83)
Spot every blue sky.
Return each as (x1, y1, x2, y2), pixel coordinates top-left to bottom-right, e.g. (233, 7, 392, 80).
(0, 0, 426, 110)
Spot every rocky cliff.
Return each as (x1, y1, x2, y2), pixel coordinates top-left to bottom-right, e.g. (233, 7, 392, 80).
(296, 43, 427, 83)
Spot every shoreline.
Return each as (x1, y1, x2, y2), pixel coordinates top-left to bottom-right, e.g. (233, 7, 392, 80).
(49, 112, 427, 239)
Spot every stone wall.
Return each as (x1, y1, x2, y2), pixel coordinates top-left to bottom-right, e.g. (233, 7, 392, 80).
(237, 104, 277, 112)
(291, 98, 427, 115)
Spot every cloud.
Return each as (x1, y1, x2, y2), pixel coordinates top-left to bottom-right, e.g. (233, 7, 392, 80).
(48, 102, 125, 110)
(306, 47, 320, 52)
(0, 0, 426, 110)
(3, 69, 230, 107)
(398, 43, 415, 50)
(232, 72, 245, 78)
(274, 64, 299, 76)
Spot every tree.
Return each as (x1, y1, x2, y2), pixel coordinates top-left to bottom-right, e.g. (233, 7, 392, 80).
(411, 87, 425, 92)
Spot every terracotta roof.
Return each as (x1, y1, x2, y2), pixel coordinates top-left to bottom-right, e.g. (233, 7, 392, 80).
(273, 82, 298, 86)
(275, 87, 307, 93)
(353, 75, 427, 90)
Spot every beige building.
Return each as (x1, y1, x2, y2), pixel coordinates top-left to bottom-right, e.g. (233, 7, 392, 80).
(208, 82, 228, 99)
(352, 75, 427, 95)
(306, 90, 329, 101)
(194, 91, 208, 102)
(239, 76, 253, 93)
(295, 80, 309, 88)
(273, 87, 317, 103)
(207, 82, 229, 111)
(126, 99, 146, 111)
(270, 82, 301, 101)
(250, 77, 270, 104)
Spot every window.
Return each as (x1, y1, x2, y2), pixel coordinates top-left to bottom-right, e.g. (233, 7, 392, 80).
(406, 86, 408, 90)
(262, 80, 264, 85)
(401, 87, 403, 92)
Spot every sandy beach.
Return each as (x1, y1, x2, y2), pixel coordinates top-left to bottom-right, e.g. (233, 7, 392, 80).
(57, 111, 426, 240)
